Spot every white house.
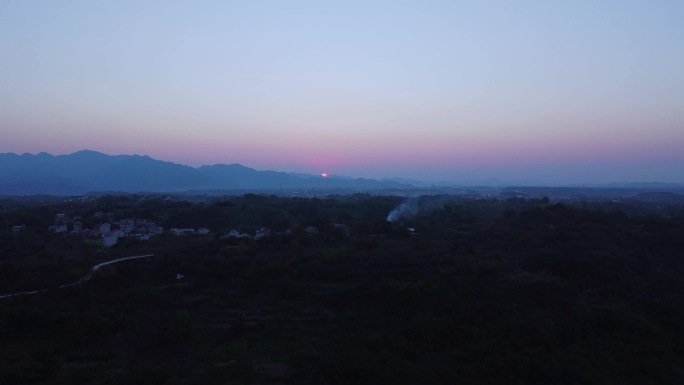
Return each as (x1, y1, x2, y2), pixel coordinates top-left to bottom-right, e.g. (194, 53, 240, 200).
(102, 235, 118, 247)
(196, 227, 210, 235)
(119, 219, 135, 233)
(255, 226, 271, 239)
(49, 224, 68, 234)
(54, 213, 68, 224)
(331, 223, 351, 236)
(102, 230, 125, 247)
(99, 223, 111, 234)
(171, 228, 195, 236)
(304, 226, 319, 235)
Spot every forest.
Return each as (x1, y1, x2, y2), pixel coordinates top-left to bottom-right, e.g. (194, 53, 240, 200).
(1, 193, 684, 384)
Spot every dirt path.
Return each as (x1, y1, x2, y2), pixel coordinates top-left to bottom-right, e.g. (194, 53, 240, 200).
(0, 254, 156, 300)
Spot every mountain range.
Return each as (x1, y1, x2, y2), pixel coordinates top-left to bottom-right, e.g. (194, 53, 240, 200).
(0, 150, 410, 195)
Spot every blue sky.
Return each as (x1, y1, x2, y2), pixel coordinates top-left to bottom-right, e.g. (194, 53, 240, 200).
(1, 0, 683, 184)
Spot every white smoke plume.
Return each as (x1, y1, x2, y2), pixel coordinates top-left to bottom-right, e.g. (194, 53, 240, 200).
(386, 197, 420, 222)
(386, 195, 457, 222)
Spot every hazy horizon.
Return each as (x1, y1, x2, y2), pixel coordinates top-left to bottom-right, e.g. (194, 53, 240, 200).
(1, 1, 683, 185)
(3, 148, 682, 188)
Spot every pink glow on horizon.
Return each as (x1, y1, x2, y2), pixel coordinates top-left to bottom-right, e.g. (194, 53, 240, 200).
(3, 131, 682, 173)
(2, 117, 683, 183)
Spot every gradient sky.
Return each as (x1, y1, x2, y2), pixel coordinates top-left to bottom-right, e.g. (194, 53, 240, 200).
(1, 0, 683, 184)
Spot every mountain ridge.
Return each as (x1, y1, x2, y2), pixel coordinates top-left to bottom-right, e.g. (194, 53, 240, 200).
(3, 150, 683, 196)
(0, 150, 411, 195)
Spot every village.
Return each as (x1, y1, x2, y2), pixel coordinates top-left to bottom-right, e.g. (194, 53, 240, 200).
(38, 211, 257, 247)
(9, 210, 351, 248)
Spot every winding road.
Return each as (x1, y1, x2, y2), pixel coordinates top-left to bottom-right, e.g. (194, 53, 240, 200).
(0, 254, 156, 300)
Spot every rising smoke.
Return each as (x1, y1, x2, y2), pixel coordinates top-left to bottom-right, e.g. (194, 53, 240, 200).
(386, 197, 420, 222)
(386, 195, 456, 222)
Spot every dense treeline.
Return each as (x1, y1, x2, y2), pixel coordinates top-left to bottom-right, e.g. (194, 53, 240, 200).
(1, 194, 684, 384)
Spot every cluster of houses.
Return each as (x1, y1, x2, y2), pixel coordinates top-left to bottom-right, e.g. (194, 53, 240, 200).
(100, 219, 165, 247)
(218, 223, 350, 240)
(44, 212, 164, 247)
(304, 223, 351, 236)
(11, 211, 352, 248)
(219, 226, 272, 240)
(169, 227, 210, 236)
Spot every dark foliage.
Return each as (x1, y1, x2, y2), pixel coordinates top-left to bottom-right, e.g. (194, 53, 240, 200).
(1, 194, 684, 384)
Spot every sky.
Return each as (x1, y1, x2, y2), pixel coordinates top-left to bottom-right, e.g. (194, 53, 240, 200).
(1, 0, 683, 185)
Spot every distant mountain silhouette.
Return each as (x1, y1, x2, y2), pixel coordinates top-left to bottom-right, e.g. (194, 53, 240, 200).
(197, 164, 303, 189)
(0, 150, 410, 195)
(630, 191, 684, 205)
